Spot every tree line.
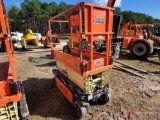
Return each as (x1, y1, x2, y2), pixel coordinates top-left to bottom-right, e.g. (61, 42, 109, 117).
(115, 8, 160, 25)
(8, 0, 160, 35)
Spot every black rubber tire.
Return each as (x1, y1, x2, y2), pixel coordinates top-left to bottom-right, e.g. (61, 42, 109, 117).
(97, 92, 112, 105)
(74, 101, 87, 118)
(63, 45, 71, 54)
(130, 39, 153, 58)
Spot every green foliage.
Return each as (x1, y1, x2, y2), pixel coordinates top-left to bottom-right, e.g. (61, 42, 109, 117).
(115, 7, 160, 25)
(8, 6, 21, 31)
(21, 0, 41, 19)
(8, 1, 160, 34)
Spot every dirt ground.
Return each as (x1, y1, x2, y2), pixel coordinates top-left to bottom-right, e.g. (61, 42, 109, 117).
(0, 41, 160, 120)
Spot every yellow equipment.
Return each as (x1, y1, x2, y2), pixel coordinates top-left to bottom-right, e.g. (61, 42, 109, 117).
(21, 29, 38, 49)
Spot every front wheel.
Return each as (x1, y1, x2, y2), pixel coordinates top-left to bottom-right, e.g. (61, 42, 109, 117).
(97, 92, 112, 105)
(130, 39, 153, 58)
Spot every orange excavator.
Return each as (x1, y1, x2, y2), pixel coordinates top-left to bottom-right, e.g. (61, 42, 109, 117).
(120, 23, 160, 58)
(0, 0, 29, 119)
(50, 0, 117, 118)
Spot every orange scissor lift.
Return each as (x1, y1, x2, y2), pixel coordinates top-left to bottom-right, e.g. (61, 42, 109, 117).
(0, 0, 29, 119)
(50, 1, 115, 118)
(41, 31, 60, 48)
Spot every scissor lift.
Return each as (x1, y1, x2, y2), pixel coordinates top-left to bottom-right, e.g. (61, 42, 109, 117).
(50, 2, 115, 118)
(0, 0, 29, 119)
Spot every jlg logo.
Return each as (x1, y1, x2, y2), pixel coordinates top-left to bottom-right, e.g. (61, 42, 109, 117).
(94, 18, 105, 24)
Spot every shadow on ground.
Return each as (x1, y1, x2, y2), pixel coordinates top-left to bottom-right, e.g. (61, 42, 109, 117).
(23, 78, 79, 120)
(119, 51, 160, 66)
(36, 62, 56, 67)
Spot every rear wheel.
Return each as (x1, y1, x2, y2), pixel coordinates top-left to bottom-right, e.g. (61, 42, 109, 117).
(130, 39, 153, 58)
(74, 101, 87, 118)
(63, 45, 71, 54)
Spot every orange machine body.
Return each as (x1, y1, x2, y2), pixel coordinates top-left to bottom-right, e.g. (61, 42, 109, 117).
(50, 2, 114, 77)
(0, 0, 22, 107)
(55, 77, 73, 104)
(120, 24, 155, 49)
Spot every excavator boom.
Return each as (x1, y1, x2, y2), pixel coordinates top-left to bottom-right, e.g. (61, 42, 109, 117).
(107, 0, 116, 7)
(0, 0, 10, 35)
